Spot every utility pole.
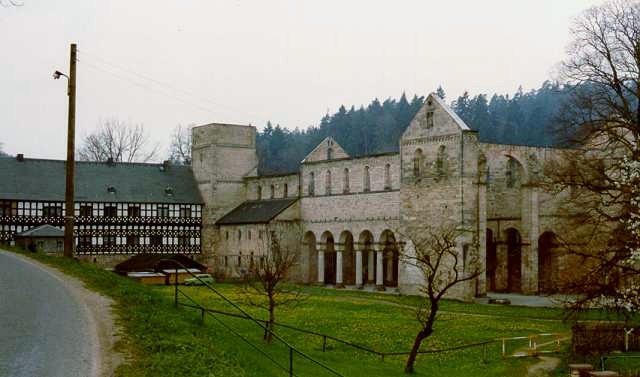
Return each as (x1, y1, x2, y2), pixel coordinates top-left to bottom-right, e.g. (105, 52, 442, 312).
(63, 43, 77, 258)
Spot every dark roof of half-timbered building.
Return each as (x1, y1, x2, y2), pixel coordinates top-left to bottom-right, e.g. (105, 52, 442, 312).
(0, 157, 204, 204)
(216, 198, 298, 225)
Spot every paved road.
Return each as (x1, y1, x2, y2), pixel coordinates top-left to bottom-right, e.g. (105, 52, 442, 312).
(0, 251, 94, 377)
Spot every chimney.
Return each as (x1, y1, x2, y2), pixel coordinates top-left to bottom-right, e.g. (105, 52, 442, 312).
(16, 154, 24, 162)
(106, 157, 114, 165)
(162, 160, 170, 171)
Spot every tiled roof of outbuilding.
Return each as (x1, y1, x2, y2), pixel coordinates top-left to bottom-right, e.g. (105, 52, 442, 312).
(16, 224, 64, 238)
(216, 198, 297, 225)
(0, 157, 203, 204)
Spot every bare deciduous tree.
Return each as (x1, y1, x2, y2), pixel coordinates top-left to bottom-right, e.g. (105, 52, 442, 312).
(77, 118, 159, 163)
(168, 124, 193, 165)
(400, 223, 480, 374)
(241, 221, 304, 343)
(542, 0, 640, 314)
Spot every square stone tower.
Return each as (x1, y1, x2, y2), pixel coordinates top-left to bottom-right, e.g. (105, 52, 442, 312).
(191, 123, 258, 257)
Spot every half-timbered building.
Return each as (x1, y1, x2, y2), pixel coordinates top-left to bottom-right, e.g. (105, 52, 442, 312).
(0, 156, 203, 257)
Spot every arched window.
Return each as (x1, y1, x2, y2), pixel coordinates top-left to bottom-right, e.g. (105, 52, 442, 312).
(363, 166, 371, 192)
(413, 149, 423, 178)
(270, 184, 275, 199)
(257, 186, 262, 200)
(309, 172, 315, 196)
(325, 170, 332, 195)
(384, 163, 391, 190)
(238, 229, 242, 240)
(426, 111, 434, 128)
(283, 183, 288, 198)
(506, 157, 520, 188)
(436, 145, 446, 179)
(343, 168, 350, 193)
(327, 147, 333, 160)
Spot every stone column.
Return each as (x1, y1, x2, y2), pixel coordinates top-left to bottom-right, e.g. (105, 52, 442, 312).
(376, 246, 384, 290)
(355, 248, 363, 288)
(367, 250, 375, 283)
(522, 186, 539, 294)
(336, 245, 344, 288)
(317, 244, 325, 285)
(477, 181, 487, 296)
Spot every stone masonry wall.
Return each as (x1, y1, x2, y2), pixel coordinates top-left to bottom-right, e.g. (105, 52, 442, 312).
(191, 123, 258, 263)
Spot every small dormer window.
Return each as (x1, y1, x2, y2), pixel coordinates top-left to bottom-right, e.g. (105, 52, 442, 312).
(165, 186, 174, 196)
(107, 186, 116, 194)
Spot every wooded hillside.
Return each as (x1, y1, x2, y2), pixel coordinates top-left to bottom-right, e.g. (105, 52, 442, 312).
(257, 81, 570, 174)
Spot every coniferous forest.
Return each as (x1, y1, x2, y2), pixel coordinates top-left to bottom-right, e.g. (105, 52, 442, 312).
(257, 81, 571, 174)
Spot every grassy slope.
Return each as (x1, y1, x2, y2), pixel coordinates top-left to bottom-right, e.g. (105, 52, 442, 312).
(12, 248, 575, 376)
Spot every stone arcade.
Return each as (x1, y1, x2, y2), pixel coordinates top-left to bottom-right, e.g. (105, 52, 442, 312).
(193, 94, 571, 300)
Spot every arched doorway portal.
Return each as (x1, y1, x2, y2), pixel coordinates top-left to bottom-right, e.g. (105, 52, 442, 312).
(321, 231, 336, 285)
(506, 228, 522, 292)
(303, 231, 317, 283)
(380, 230, 399, 287)
(340, 231, 355, 285)
(486, 229, 497, 291)
(538, 232, 558, 294)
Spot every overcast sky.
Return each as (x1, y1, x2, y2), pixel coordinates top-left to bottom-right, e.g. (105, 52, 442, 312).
(1, 0, 602, 160)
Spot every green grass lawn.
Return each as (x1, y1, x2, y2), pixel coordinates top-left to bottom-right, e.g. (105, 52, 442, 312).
(10, 248, 577, 376)
(157, 282, 570, 377)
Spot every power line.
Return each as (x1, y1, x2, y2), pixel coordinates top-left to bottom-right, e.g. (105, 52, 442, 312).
(77, 49, 271, 123)
(81, 61, 227, 119)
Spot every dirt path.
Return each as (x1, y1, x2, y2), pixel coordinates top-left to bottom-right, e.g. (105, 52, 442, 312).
(527, 356, 561, 377)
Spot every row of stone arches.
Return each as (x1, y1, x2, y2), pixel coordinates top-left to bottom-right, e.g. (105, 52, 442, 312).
(303, 229, 400, 289)
(485, 228, 561, 294)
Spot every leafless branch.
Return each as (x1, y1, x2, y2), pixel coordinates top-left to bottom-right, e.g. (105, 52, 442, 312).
(240, 221, 305, 343)
(543, 0, 640, 316)
(77, 118, 159, 163)
(396, 222, 481, 373)
(168, 124, 193, 165)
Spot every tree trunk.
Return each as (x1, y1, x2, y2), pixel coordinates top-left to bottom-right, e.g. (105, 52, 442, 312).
(405, 299, 438, 373)
(404, 331, 426, 374)
(266, 300, 275, 344)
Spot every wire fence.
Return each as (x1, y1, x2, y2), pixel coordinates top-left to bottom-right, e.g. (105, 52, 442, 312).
(160, 259, 570, 375)
(161, 259, 344, 377)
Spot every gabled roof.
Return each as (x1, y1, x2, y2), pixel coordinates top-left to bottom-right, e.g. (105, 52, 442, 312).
(16, 224, 64, 238)
(429, 93, 471, 131)
(216, 198, 298, 225)
(0, 158, 204, 204)
(301, 136, 350, 163)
